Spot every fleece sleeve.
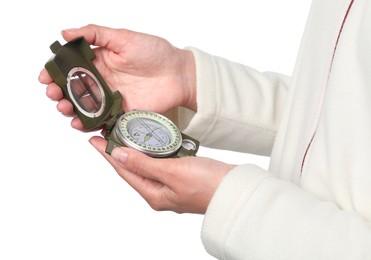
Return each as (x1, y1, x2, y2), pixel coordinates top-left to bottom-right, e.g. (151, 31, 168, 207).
(202, 164, 371, 260)
(178, 47, 290, 156)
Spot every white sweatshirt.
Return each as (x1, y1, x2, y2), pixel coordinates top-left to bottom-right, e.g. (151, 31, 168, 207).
(179, 0, 371, 259)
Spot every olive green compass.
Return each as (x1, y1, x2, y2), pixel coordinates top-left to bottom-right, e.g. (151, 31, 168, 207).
(45, 37, 199, 158)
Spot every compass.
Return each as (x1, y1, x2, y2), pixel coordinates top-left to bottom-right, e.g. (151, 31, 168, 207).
(45, 37, 199, 158)
(107, 110, 196, 157)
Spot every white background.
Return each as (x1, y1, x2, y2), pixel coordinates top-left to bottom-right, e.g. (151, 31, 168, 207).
(0, 1, 311, 259)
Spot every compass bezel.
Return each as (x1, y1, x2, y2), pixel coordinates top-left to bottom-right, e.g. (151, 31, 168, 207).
(115, 110, 182, 157)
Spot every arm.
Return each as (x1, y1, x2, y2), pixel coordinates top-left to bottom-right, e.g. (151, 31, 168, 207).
(178, 48, 290, 156)
(89, 135, 371, 260)
(202, 164, 371, 259)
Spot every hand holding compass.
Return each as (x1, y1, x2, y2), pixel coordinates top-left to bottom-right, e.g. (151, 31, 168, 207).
(39, 24, 235, 215)
(42, 25, 199, 157)
(40, 24, 197, 130)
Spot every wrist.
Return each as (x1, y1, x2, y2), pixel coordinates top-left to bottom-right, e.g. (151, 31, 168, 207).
(178, 49, 197, 112)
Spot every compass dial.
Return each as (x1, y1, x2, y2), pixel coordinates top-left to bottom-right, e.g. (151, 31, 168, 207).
(115, 110, 182, 157)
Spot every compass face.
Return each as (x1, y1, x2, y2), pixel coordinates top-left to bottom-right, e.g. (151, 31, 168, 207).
(115, 110, 182, 157)
(67, 67, 106, 118)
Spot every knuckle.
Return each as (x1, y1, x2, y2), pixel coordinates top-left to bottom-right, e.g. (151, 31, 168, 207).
(159, 158, 179, 178)
(132, 160, 142, 175)
(149, 203, 165, 212)
(145, 190, 172, 212)
(127, 153, 146, 175)
(147, 198, 167, 212)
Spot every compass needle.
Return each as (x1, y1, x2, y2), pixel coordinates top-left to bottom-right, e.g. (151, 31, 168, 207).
(144, 133, 152, 143)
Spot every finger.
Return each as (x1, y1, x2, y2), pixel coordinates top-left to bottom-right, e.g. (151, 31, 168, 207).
(89, 136, 119, 165)
(46, 83, 63, 101)
(38, 68, 53, 84)
(111, 147, 175, 183)
(57, 99, 74, 116)
(89, 136, 164, 196)
(61, 24, 128, 52)
(70, 117, 89, 131)
(55, 101, 101, 132)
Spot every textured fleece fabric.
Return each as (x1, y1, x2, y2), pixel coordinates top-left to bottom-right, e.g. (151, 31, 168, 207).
(179, 0, 371, 259)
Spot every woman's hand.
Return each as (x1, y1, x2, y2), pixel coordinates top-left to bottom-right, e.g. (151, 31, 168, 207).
(89, 136, 235, 214)
(39, 24, 196, 131)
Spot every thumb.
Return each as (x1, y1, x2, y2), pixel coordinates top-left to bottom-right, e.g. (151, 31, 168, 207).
(111, 147, 172, 183)
(61, 24, 124, 52)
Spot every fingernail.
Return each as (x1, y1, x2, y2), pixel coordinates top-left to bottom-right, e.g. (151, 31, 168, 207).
(61, 28, 77, 34)
(111, 148, 128, 165)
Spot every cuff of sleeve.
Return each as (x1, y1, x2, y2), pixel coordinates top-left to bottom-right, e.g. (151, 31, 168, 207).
(178, 47, 219, 139)
(201, 164, 271, 258)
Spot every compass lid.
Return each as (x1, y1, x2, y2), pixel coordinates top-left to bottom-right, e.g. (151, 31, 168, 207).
(45, 37, 123, 131)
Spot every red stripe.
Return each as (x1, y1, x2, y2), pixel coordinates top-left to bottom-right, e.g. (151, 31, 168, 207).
(329, 0, 355, 74)
(300, 0, 355, 176)
(301, 132, 316, 174)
